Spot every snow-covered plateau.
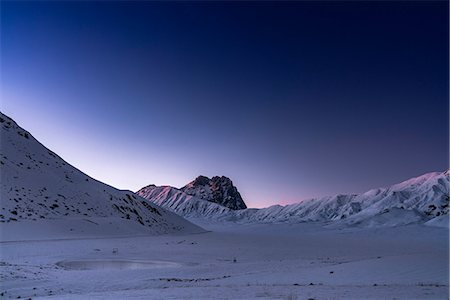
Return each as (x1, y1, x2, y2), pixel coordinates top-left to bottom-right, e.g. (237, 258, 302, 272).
(1, 222, 448, 299)
(1, 112, 448, 299)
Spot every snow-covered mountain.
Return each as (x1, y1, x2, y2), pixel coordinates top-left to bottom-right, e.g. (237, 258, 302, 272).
(137, 171, 449, 227)
(137, 175, 247, 217)
(0, 112, 202, 239)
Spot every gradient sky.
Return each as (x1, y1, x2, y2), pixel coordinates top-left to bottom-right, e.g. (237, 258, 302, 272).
(1, 1, 448, 208)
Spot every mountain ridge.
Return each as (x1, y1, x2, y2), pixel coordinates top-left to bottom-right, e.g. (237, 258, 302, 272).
(137, 170, 449, 227)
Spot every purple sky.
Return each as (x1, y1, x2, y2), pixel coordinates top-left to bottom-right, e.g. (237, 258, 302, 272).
(1, 1, 448, 208)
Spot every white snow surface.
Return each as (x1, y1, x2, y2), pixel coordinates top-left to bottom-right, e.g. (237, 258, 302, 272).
(425, 214, 450, 228)
(1, 222, 448, 299)
(0, 112, 202, 240)
(138, 170, 449, 227)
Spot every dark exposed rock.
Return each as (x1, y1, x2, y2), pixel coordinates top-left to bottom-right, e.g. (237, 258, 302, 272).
(181, 176, 247, 210)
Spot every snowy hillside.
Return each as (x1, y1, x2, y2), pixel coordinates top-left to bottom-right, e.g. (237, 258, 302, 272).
(0, 112, 202, 240)
(137, 185, 232, 218)
(138, 171, 449, 227)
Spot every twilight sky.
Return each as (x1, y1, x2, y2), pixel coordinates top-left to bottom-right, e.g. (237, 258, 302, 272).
(1, 1, 448, 208)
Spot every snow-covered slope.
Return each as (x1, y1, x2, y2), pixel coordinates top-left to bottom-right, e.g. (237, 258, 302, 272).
(138, 171, 449, 227)
(137, 185, 231, 218)
(0, 112, 202, 239)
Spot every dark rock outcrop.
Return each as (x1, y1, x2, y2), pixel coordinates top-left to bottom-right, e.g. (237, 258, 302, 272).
(181, 176, 247, 210)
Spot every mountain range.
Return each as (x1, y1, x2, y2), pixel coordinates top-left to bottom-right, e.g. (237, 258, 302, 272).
(1, 110, 448, 236)
(137, 171, 449, 228)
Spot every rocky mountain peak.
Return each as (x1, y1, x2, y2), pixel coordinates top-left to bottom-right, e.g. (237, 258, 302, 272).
(191, 176, 211, 186)
(181, 175, 247, 210)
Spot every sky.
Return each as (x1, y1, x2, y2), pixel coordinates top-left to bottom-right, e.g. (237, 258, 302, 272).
(1, 1, 448, 208)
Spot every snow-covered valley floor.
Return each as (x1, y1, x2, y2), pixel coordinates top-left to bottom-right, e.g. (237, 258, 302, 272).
(1, 222, 448, 299)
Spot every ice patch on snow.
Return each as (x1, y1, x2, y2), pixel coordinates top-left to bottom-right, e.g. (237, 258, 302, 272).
(56, 259, 182, 271)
